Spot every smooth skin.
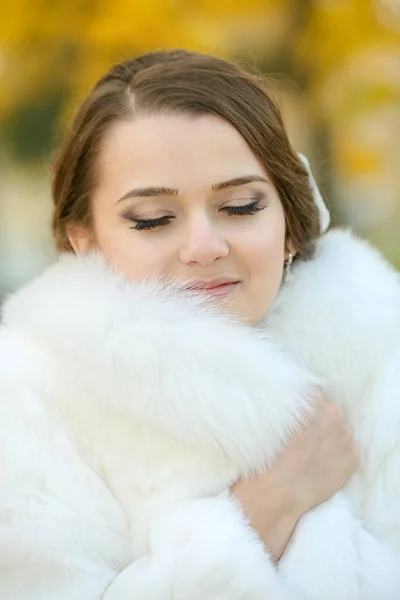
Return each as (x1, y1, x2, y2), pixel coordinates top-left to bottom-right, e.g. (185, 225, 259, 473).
(232, 393, 358, 561)
(69, 113, 359, 561)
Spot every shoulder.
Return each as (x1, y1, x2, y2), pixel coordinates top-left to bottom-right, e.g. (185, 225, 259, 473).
(0, 325, 46, 389)
(296, 228, 399, 308)
(267, 229, 400, 383)
(0, 297, 53, 453)
(0, 325, 49, 440)
(312, 228, 398, 294)
(0, 327, 59, 497)
(274, 228, 399, 335)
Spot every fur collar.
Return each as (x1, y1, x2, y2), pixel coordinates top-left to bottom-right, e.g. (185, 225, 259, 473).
(2, 228, 399, 470)
(266, 228, 400, 405)
(2, 253, 314, 473)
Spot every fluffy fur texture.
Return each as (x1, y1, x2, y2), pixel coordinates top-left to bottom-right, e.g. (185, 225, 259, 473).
(0, 228, 399, 599)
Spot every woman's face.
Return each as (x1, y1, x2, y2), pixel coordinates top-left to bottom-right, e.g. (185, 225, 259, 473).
(69, 114, 291, 325)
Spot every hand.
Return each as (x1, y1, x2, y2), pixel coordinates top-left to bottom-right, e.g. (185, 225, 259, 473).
(231, 391, 359, 562)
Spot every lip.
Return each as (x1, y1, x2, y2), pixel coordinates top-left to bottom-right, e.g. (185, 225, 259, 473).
(185, 278, 240, 298)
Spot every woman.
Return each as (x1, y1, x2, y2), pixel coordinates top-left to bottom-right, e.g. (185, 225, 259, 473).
(1, 49, 399, 599)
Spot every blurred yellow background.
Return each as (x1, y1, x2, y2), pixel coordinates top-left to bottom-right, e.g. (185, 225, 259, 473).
(0, 0, 399, 298)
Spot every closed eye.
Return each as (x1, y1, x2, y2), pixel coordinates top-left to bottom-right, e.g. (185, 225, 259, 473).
(129, 215, 175, 231)
(128, 199, 266, 231)
(221, 199, 266, 216)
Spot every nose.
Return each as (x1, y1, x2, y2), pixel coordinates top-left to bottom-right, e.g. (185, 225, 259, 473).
(179, 214, 229, 267)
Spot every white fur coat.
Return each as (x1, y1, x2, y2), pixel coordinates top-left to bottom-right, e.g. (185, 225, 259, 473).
(1, 229, 400, 600)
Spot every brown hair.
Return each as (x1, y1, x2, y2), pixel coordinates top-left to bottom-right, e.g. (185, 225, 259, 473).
(52, 49, 321, 256)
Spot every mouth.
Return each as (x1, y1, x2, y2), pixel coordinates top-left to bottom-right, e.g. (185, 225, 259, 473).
(185, 278, 240, 298)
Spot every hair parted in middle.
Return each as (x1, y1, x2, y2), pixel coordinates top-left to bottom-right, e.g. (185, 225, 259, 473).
(52, 49, 321, 256)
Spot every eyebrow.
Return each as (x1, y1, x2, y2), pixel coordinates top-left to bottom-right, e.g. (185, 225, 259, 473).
(116, 175, 269, 204)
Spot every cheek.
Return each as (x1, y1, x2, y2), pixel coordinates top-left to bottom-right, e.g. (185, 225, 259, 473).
(92, 219, 171, 282)
(104, 238, 173, 281)
(246, 216, 286, 278)
(242, 216, 286, 318)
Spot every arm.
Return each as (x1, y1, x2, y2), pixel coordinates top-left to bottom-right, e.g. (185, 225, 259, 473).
(0, 380, 302, 600)
(105, 393, 362, 600)
(232, 467, 304, 563)
(277, 364, 400, 600)
(231, 393, 400, 599)
(232, 394, 359, 563)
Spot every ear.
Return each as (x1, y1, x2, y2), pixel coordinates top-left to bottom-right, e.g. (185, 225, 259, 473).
(67, 224, 93, 254)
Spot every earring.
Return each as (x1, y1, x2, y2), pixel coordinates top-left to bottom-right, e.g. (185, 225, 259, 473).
(284, 253, 293, 283)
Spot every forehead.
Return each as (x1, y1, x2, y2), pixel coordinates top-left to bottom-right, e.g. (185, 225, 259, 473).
(98, 113, 267, 191)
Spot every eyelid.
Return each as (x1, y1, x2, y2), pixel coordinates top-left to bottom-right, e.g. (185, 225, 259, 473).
(222, 190, 265, 204)
(122, 192, 267, 231)
(221, 199, 265, 215)
(121, 208, 175, 220)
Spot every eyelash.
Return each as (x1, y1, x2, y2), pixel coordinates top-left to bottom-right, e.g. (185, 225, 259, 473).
(129, 199, 265, 231)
